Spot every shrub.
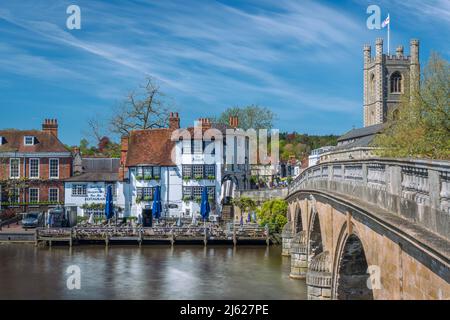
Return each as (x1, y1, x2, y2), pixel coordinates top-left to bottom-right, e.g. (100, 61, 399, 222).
(256, 199, 288, 233)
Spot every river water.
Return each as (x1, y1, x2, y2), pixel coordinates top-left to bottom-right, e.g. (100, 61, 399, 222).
(0, 244, 306, 300)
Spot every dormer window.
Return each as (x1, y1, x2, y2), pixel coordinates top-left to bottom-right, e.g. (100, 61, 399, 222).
(24, 136, 35, 145)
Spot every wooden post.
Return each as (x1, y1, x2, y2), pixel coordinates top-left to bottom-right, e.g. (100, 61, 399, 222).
(138, 228, 142, 247)
(233, 222, 237, 246)
(265, 224, 270, 246)
(69, 228, 73, 247)
(170, 228, 174, 246)
(34, 229, 38, 247)
(204, 221, 207, 246)
(105, 229, 109, 247)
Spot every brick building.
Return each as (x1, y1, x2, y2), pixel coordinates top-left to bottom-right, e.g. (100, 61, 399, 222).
(0, 119, 72, 213)
(117, 112, 250, 218)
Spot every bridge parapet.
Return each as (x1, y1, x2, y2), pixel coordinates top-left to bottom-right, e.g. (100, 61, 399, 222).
(288, 158, 450, 239)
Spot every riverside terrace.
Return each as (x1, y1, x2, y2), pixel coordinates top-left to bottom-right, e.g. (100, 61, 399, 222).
(24, 221, 271, 247)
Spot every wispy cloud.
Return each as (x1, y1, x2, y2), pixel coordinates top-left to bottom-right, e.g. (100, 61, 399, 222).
(2, 0, 445, 141)
(0, 0, 363, 111)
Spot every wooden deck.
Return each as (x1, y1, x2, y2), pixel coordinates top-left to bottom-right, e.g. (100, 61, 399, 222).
(34, 224, 270, 247)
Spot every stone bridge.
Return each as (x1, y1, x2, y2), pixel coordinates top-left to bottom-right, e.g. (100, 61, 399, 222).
(283, 158, 450, 300)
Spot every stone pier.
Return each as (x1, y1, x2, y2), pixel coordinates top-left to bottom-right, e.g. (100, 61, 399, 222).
(289, 231, 308, 279)
(281, 223, 293, 256)
(306, 251, 332, 300)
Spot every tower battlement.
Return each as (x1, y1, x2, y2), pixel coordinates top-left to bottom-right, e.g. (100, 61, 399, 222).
(363, 38, 420, 127)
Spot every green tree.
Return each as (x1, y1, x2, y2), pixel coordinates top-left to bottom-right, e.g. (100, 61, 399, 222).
(256, 199, 288, 233)
(374, 54, 450, 159)
(277, 132, 337, 161)
(216, 105, 275, 130)
(233, 197, 257, 214)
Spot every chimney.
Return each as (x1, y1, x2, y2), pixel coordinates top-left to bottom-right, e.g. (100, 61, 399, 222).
(42, 119, 58, 137)
(73, 149, 83, 175)
(119, 135, 129, 181)
(120, 135, 129, 166)
(169, 112, 180, 129)
(229, 116, 239, 128)
(198, 118, 211, 129)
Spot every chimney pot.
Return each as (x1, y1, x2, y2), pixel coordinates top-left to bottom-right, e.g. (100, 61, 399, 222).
(42, 118, 58, 138)
(169, 111, 180, 129)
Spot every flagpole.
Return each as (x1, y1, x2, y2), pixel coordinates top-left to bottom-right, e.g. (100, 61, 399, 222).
(387, 14, 390, 55)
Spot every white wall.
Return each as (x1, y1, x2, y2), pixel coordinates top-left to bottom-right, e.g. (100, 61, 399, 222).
(64, 182, 116, 217)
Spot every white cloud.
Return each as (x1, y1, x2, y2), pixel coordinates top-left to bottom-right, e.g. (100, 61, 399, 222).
(0, 0, 366, 128)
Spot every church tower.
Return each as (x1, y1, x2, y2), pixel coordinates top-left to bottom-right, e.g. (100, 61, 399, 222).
(363, 38, 420, 127)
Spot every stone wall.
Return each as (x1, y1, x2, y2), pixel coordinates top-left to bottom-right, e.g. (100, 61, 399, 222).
(283, 195, 450, 299)
(236, 188, 288, 205)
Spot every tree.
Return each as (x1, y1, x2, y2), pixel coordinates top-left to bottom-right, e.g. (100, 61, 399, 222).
(233, 197, 257, 215)
(85, 116, 106, 145)
(216, 105, 275, 130)
(77, 138, 120, 158)
(110, 77, 173, 136)
(277, 132, 337, 161)
(374, 54, 450, 159)
(256, 199, 288, 233)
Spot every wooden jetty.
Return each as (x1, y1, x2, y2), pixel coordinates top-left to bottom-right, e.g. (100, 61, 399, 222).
(35, 224, 270, 247)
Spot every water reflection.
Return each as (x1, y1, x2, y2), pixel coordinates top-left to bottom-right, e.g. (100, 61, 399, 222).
(0, 244, 306, 300)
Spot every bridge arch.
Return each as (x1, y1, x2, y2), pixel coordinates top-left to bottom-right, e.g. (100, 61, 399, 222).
(332, 224, 374, 300)
(293, 203, 303, 233)
(308, 205, 324, 259)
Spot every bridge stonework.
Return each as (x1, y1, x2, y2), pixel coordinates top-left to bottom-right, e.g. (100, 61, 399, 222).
(285, 158, 450, 300)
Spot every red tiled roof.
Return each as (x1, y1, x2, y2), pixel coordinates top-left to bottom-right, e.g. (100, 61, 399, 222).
(125, 129, 176, 167)
(0, 130, 69, 153)
(124, 122, 233, 167)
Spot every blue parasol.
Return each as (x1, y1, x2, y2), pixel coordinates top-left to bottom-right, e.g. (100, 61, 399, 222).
(152, 185, 162, 220)
(200, 187, 210, 221)
(105, 185, 114, 220)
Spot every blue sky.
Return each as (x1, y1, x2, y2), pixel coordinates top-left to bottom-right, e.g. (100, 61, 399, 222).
(0, 0, 449, 145)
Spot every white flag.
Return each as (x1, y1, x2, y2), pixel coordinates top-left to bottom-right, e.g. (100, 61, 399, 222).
(381, 14, 390, 28)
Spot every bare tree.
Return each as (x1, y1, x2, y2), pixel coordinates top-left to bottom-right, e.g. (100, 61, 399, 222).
(110, 77, 172, 136)
(85, 116, 105, 145)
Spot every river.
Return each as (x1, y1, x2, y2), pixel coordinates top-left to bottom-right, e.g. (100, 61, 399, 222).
(0, 244, 307, 299)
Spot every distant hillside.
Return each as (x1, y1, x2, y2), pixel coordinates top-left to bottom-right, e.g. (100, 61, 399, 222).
(278, 132, 339, 161)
